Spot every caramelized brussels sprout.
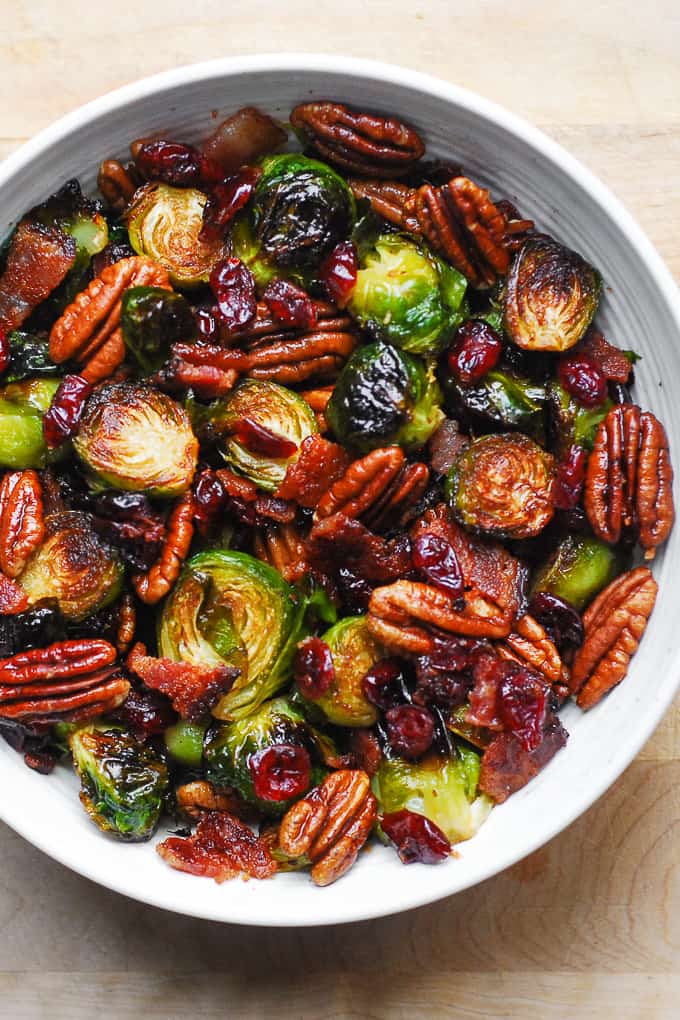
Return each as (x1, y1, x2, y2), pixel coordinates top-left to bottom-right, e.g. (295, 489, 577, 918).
(207, 379, 318, 491)
(3, 331, 60, 383)
(74, 382, 198, 497)
(69, 725, 169, 841)
(326, 340, 443, 453)
(373, 749, 493, 843)
(19, 511, 123, 621)
(547, 380, 612, 457)
(125, 182, 227, 287)
(531, 534, 623, 611)
(503, 236, 601, 352)
(29, 179, 108, 264)
(121, 286, 196, 373)
(304, 617, 382, 727)
(159, 550, 306, 720)
(446, 433, 555, 539)
(0, 377, 61, 468)
(441, 366, 546, 442)
(348, 233, 468, 355)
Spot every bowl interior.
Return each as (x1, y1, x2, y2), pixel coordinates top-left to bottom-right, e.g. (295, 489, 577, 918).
(1, 56, 679, 926)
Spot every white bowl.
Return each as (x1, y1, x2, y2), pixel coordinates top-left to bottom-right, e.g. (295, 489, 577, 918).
(1, 54, 679, 927)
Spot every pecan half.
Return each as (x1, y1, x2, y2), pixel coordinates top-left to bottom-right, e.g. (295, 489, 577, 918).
(570, 566, 657, 709)
(252, 522, 308, 583)
(314, 447, 429, 530)
(498, 613, 566, 687)
(348, 178, 420, 231)
(0, 221, 76, 333)
(278, 769, 377, 886)
(585, 404, 674, 557)
(0, 638, 128, 721)
(97, 159, 139, 211)
(132, 492, 194, 604)
(49, 256, 171, 383)
(115, 593, 136, 655)
(291, 102, 425, 177)
(0, 470, 45, 578)
(175, 780, 260, 822)
(299, 385, 334, 432)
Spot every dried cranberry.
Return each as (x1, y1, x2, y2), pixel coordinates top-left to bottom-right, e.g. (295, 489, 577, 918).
(447, 320, 502, 385)
(362, 659, 404, 711)
(249, 744, 311, 802)
(528, 591, 584, 651)
(0, 328, 9, 375)
(42, 374, 92, 448)
(195, 306, 221, 342)
(558, 353, 607, 407)
(337, 567, 374, 613)
(135, 140, 224, 189)
(294, 637, 335, 699)
(233, 417, 297, 459)
(200, 166, 261, 241)
(113, 688, 176, 743)
(209, 257, 257, 332)
(413, 664, 469, 711)
(24, 749, 57, 774)
(385, 705, 435, 759)
(319, 240, 358, 306)
(427, 633, 485, 673)
(498, 671, 548, 752)
(381, 809, 451, 864)
(193, 468, 227, 536)
(263, 279, 318, 330)
(412, 532, 464, 597)
(552, 444, 587, 510)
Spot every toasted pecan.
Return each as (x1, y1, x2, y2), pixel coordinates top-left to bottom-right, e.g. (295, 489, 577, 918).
(0, 470, 45, 579)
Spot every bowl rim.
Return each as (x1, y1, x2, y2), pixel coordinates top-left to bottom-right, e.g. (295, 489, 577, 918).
(1, 52, 680, 927)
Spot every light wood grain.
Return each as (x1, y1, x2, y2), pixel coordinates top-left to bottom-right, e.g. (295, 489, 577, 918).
(0, 1, 679, 1017)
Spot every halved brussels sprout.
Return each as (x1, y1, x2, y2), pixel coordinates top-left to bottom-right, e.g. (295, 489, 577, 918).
(19, 511, 123, 621)
(446, 433, 555, 539)
(303, 616, 382, 728)
(503, 236, 601, 352)
(373, 748, 493, 843)
(441, 365, 546, 443)
(3, 331, 60, 384)
(70, 725, 169, 841)
(125, 182, 227, 287)
(159, 550, 307, 720)
(348, 233, 468, 356)
(0, 377, 61, 469)
(73, 382, 198, 497)
(207, 379, 318, 491)
(531, 534, 623, 611)
(326, 340, 444, 453)
(547, 380, 612, 457)
(121, 286, 196, 373)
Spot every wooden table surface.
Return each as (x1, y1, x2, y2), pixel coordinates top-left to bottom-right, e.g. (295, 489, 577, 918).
(1, 2, 679, 1016)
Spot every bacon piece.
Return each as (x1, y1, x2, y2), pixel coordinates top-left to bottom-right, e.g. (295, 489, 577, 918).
(0, 222, 76, 332)
(479, 716, 568, 803)
(157, 810, 276, 883)
(577, 327, 632, 384)
(306, 513, 412, 584)
(275, 435, 350, 508)
(427, 419, 469, 476)
(127, 643, 239, 722)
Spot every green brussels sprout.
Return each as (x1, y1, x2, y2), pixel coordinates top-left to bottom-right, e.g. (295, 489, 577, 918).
(547, 380, 612, 457)
(233, 153, 355, 285)
(303, 616, 382, 728)
(3, 331, 60, 383)
(121, 286, 196, 373)
(0, 377, 61, 469)
(348, 233, 468, 356)
(69, 725, 169, 841)
(164, 719, 207, 769)
(204, 697, 325, 815)
(73, 382, 198, 497)
(29, 179, 109, 263)
(503, 236, 601, 352)
(207, 379, 318, 491)
(531, 534, 624, 611)
(326, 340, 444, 453)
(373, 749, 493, 843)
(441, 366, 546, 443)
(19, 511, 123, 621)
(125, 183, 227, 287)
(446, 433, 555, 539)
(159, 550, 307, 720)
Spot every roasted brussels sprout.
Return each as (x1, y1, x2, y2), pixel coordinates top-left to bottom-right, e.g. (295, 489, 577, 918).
(326, 340, 443, 453)
(125, 183, 227, 287)
(19, 511, 123, 621)
(69, 725, 169, 841)
(29, 179, 109, 265)
(164, 719, 207, 769)
(547, 380, 612, 457)
(503, 236, 601, 352)
(441, 366, 546, 443)
(373, 748, 493, 843)
(0, 377, 61, 469)
(348, 233, 467, 356)
(3, 331, 60, 383)
(446, 433, 555, 539)
(121, 286, 196, 373)
(531, 534, 623, 611)
(74, 382, 198, 497)
(207, 379, 318, 491)
(159, 550, 306, 720)
(302, 616, 382, 727)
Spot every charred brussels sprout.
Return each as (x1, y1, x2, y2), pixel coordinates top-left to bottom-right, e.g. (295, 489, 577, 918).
(19, 511, 123, 621)
(121, 286, 196, 373)
(547, 380, 612, 457)
(373, 749, 493, 843)
(0, 377, 61, 469)
(348, 233, 468, 356)
(3, 332, 59, 383)
(304, 617, 382, 727)
(441, 365, 546, 443)
(326, 340, 443, 453)
(69, 725, 169, 841)
(125, 183, 227, 287)
(531, 534, 623, 612)
(29, 179, 108, 264)
(503, 236, 601, 352)
(446, 433, 555, 539)
(159, 550, 306, 720)
(74, 382, 198, 497)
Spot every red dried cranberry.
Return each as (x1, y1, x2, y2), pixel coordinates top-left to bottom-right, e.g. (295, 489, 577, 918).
(249, 744, 311, 802)
(135, 140, 223, 189)
(558, 353, 607, 407)
(552, 444, 587, 510)
(263, 279, 318, 330)
(381, 809, 451, 864)
(385, 705, 435, 759)
(200, 166, 261, 241)
(294, 637, 335, 699)
(195, 306, 221, 342)
(413, 663, 469, 711)
(43, 374, 92, 448)
(412, 532, 464, 597)
(209, 257, 257, 332)
(447, 320, 502, 385)
(193, 468, 227, 536)
(498, 671, 548, 751)
(528, 591, 584, 651)
(24, 749, 57, 774)
(362, 659, 403, 711)
(319, 240, 358, 306)
(427, 633, 485, 673)
(113, 688, 176, 743)
(0, 328, 9, 375)
(233, 417, 297, 459)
